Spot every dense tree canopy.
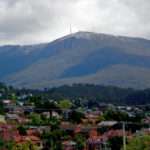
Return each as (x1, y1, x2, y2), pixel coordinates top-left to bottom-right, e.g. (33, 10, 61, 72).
(0, 83, 150, 106)
(126, 135, 150, 150)
(57, 99, 73, 109)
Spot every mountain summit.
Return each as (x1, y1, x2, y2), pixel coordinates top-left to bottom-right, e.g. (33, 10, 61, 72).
(1, 31, 150, 89)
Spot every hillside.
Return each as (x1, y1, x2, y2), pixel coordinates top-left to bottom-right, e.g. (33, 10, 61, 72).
(1, 82, 150, 105)
(1, 31, 150, 89)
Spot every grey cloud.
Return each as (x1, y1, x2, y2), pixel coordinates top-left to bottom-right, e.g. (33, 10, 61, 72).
(0, 0, 149, 45)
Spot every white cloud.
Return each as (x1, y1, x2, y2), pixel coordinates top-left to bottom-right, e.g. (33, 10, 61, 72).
(0, 0, 149, 45)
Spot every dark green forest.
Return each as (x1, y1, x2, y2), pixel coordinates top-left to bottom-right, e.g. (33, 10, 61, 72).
(0, 83, 150, 106)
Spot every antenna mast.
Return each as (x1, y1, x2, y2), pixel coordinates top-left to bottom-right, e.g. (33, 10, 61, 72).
(70, 24, 72, 34)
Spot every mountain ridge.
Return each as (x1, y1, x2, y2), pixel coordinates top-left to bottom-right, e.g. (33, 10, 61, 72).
(1, 31, 150, 89)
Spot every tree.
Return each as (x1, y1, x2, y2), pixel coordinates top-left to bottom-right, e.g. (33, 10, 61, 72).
(0, 138, 5, 149)
(12, 141, 39, 150)
(0, 139, 15, 150)
(42, 129, 63, 150)
(49, 117, 60, 131)
(18, 125, 27, 135)
(40, 101, 60, 117)
(10, 93, 17, 103)
(28, 96, 42, 107)
(74, 134, 86, 150)
(103, 108, 129, 121)
(125, 135, 150, 150)
(6, 141, 16, 150)
(108, 136, 123, 150)
(29, 113, 42, 126)
(57, 99, 72, 110)
(0, 101, 4, 115)
(69, 111, 85, 123)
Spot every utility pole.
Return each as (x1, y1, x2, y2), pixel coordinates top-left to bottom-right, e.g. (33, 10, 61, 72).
(122, 122, 126, 150)
(104, 142, 108, 150)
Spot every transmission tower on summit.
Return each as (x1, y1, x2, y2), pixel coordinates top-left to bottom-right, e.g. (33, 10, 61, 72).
(70, 24, 72, 34)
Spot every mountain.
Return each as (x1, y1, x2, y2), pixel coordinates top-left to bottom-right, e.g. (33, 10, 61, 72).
(1, 31, 150, 89)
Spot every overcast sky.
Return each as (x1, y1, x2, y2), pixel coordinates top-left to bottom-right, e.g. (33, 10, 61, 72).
(0, 0, 149, 45)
